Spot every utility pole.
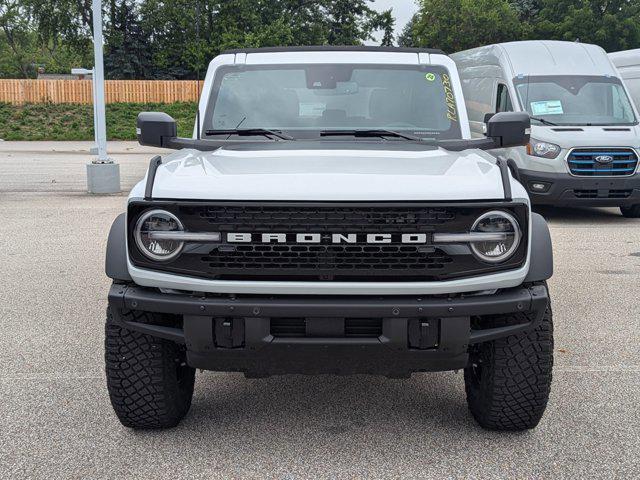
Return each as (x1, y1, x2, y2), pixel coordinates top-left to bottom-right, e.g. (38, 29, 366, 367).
(84, 0, 120, 194)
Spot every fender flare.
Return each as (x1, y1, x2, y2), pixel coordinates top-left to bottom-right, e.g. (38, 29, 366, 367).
(524, 212, 554, 283)
(105, 213, 132, 282)
(506, 158, 521, 183)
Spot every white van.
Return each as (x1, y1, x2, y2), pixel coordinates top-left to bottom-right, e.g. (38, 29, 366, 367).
(452, 41, 640, 217)
(609, 49, 640, 112)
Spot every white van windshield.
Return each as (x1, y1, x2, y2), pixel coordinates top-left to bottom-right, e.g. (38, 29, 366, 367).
(514, 75, 637, 126)
(204, 64, 463, 139)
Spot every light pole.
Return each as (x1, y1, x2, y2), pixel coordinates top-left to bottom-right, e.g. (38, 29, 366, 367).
(82, 0, 120, 194)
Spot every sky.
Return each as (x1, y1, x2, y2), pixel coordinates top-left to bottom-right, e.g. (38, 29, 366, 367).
(371, 0, 419, 44)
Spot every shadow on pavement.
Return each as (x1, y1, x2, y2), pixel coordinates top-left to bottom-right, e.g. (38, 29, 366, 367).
(139, 372, 527, 443)
(533, 205, 635, 224)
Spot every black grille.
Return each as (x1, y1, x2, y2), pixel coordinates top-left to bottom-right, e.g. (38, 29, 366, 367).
(270, 318, 383, 338)
(128, 202, 529, 282)
(574, 189, 633, 199)
(186, 205, 455, 232)
(202, 244, 453, 272)
(567, 148, 638, 177)
(270, 318, 306, 337)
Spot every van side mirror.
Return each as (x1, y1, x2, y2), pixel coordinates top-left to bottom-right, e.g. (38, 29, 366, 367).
(486, 112, 530, 148)
(137, 112, 177, 148)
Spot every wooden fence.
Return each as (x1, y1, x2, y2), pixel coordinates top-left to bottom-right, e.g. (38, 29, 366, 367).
(0, 79, 205, 104)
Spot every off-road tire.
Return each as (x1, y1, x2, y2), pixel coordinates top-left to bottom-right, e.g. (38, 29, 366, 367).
(105, 308, 195, 429)
(620, 204, 640, 218)
(464, 288, 553, 431)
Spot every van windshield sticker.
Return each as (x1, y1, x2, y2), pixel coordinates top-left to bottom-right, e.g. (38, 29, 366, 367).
(441, 73, 458, 122)
(299, 102, 326, 117)
(531, 100, 564, 116)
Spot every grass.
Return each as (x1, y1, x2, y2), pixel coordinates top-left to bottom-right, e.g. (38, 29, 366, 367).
(0, 102, 197, 141)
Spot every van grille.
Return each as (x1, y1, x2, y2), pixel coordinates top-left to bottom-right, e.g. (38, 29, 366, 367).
(574, 189, 633, 199)
(568, 148, 638, 177)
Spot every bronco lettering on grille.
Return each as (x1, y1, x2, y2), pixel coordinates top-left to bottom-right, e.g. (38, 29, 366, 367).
(226, 233, 430, 244)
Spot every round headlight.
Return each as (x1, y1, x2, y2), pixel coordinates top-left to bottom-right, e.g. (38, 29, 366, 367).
(470, 211, 521, 263)
(134, 209, 184, 261)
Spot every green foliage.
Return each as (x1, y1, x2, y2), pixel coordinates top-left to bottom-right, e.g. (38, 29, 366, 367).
(397, 14, 418, 48)
(510, 0, 542, 22)
(409, 0, 640, 54)
(0, 0, 93, 78)
(412, 0, 525, 53)
(1, 0, 395, 79)
(138, 0, 394, 79)
(105, 1, 152, 79)
(532, 0, 640, 52)
(3, 0, 640, 81)
(0, 102, 196, 140)
(0, 0, 31, 77)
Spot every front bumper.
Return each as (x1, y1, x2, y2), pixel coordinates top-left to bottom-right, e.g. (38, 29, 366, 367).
(108, 283, 549, 377)
(519, 169, 640, 206)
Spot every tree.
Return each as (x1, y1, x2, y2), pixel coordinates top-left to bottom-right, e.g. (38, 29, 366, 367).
(369, 8, 394, 46)
(25, 0, 92, 55)
(397, 13, 418, 47)
(510, 0, 543, 22)
(412, 0, 524, 53)
(321, 0, 393, 45)
(105, 0, 152, 79)
(2, 0, 93, 77)
(532, 0, 640, 52)
(0, 0, 34, 77)
(138, 0, 395, 79)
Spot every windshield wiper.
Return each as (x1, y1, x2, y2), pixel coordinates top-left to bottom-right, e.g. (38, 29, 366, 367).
(529, 117, 558, 126)
(204, 128, 295, 141)
(319, 129, 425, 142)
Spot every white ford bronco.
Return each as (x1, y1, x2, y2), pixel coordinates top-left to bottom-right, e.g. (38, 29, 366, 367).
(105, 46, 554, 431)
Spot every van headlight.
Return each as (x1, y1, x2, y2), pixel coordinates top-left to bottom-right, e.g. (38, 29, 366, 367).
(470, 211, 521, 263)
(527, 139, 561, 159)
(134, 209, 184, 261)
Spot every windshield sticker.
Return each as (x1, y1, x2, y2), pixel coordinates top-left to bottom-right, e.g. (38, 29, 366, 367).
(441, 73, 458, 122)
(531, 100, 564, 116)
(425, 73, 436, 82)
(299, 102, 326, 117)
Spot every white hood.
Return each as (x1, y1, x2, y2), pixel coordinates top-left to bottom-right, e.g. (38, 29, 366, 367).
(531, 124, 640, 149)
(143, 145, 511, 201)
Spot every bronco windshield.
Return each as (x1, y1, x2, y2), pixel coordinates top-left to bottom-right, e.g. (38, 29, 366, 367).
(514, 75, 637, 126)
(204, 64, 462, 139)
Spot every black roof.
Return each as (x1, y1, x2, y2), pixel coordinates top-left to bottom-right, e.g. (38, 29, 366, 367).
(221, 46, 446, 55)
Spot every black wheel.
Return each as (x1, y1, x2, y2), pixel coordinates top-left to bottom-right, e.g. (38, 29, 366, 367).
(620, 204, 640, 218)
(464, 288, 553, 431)
(105, 307, 195, 429)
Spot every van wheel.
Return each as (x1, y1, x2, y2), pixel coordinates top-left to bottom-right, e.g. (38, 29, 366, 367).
(105, 308, 195, 429)
(464, 291, 553, 431)
(620, 204, 640, 218)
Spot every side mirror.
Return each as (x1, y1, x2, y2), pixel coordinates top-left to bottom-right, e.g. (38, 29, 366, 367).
(137, 112, 177, 148)
(486, 112, 530, 148)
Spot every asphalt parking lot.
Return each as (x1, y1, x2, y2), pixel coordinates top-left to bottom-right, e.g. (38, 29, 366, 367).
(1, 141, 639, 479)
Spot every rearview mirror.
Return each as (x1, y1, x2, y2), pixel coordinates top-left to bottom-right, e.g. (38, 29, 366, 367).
(137, 112, 177, 148)
(486, 112, 530, 148)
